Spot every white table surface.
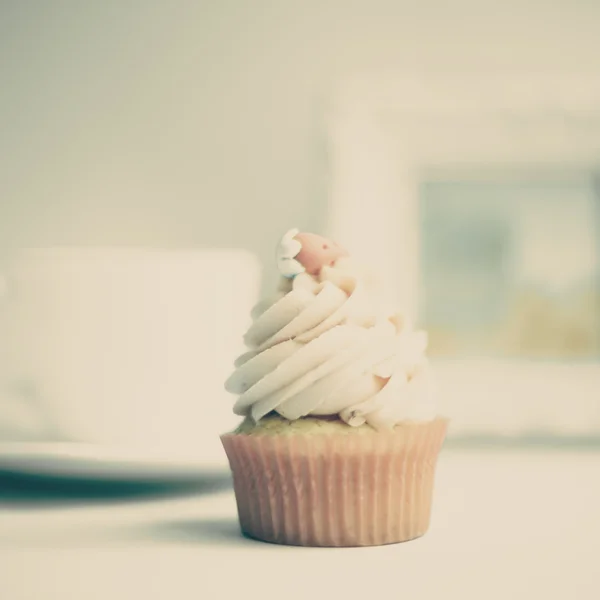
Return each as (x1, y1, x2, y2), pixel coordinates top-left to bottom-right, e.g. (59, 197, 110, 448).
(1, 449, 599, 600)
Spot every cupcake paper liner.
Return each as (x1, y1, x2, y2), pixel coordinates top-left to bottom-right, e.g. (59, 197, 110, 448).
(221, 418, 448, 547)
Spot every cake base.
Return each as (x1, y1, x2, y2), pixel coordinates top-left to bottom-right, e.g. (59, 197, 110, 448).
(221, 418, 448, 547)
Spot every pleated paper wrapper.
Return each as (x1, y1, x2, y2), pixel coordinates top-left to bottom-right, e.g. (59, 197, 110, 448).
(221, 418, 448, 547)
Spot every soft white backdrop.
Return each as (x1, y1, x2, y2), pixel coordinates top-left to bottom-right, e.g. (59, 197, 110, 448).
(2, 2, 600, 439)
(3, 1, 600, 294)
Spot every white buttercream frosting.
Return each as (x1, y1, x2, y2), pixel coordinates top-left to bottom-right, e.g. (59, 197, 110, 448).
(226, 241, 436, 430)
(276, 228, 305, 279)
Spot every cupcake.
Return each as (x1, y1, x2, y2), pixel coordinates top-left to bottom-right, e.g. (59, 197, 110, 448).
(221, 229, 448, 547)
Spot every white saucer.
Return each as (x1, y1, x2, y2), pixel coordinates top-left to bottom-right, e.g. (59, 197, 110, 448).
(0, 442, 228, 482)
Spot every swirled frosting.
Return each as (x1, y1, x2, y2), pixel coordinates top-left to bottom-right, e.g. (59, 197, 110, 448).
(225, 232, 436, 430)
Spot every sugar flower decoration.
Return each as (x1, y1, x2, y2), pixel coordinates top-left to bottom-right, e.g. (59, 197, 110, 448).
(276, 228, 305, 278)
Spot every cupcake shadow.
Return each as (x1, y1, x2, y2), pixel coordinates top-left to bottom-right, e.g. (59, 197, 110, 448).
(144, 518, 318, 549)
(144, 517, 257, 546)
(143, 518, 365, 549)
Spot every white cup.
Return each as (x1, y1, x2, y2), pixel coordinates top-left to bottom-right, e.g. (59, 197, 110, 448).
(0, 248, 259, 458)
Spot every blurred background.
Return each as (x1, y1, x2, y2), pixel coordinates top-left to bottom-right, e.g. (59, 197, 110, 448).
(2, 1, 600, 449)
(1, 3, 600, 598)
(1, 0, 600, 446)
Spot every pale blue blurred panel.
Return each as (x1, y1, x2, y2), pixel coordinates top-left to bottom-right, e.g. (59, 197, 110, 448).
(420, 176, 600, 359)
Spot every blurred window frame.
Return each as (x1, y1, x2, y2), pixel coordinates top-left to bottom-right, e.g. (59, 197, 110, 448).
(326, 72, 600, 438)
